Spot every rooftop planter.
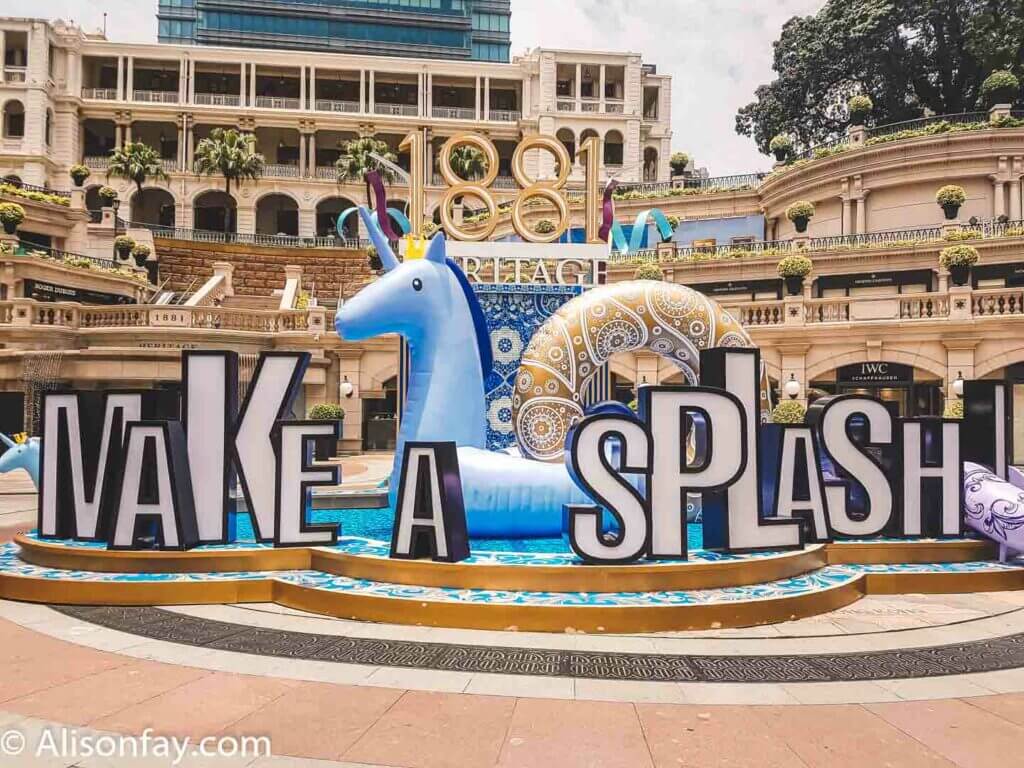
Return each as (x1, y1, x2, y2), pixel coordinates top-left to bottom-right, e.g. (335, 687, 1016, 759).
(0, 202, 25, 235)
(980, 70, 1020, 107)
(847, 94, 873, 125)
(939, 244, 979, 286)
(786, 200, 815, 233)
(936, 185, 967, 220)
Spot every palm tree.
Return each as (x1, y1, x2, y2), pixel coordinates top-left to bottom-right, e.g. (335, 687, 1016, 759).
(106, 141, 169, 198)
(335, 137, 398, 184)
(447, 145, 487, 181)
(193, 128, 264, 233)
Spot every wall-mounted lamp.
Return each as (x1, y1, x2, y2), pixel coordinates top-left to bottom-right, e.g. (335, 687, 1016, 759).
(953, 371, 964, 399)
(340, 375, 355, 398)
(784, 373, 801, 400)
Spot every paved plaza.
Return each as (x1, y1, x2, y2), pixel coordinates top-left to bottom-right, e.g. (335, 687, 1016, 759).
(0, 469, 1023, 767)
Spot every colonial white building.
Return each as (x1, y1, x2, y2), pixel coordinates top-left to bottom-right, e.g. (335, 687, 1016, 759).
(0, 17, 672, 238)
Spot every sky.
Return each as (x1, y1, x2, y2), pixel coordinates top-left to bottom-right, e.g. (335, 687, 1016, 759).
(26, 0, 825, 174)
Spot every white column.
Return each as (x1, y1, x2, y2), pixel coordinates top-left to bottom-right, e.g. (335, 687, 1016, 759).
(369, 71, 375, 112)
(299, 133, 307, 177)
(575, 63, 581, 109)
(0, 31, 6, 83)
(126, 56, 134, 100)
(359, 69, 365, 111)
(1010, 176, 1022, 221)
(994, 179, 1006, 219)
(427, 72, 432, 117)
(249, 63, 256, 105)
(474, 75, 480, 120)
(188, 60, 196, 103)
(417, 72, 424, 117)
(187, 123, 194, 168)
(483, 77, 490, 121)
(841, 197, 852, 234)
(116, 56, 124, 100)
(308, 132, 317, 176)
(114, 124, 123, 149)
(178, 118, 186, 171)
(309, 66, 316, 110)
(124, 122, 132, 144)
(855, 196, 867, 234)
(239, 61, 246, 105)
(599, 64, 606, 111)
(299, 65, 306, 109)
(179, 60, 187, 102)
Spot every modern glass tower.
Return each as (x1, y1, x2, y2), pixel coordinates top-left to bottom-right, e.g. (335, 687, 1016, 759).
(157, 0, 511, 62)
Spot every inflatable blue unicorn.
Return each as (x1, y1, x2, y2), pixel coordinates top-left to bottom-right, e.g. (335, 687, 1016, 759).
(335, 208, 591, 536)
(0, 432, 40, 489)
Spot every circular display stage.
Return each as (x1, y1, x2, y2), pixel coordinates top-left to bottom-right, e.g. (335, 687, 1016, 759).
(2, 530, 1022, 634)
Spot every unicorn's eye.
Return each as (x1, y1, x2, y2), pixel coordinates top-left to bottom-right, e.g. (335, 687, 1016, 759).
(412, 278, 423, 292)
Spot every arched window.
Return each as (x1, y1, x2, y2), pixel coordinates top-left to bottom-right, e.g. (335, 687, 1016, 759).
(604, 130, 624, 167)
(3, 101, 25, 139)
(555, 128, 576, 164)
(643, 147, 658, 182)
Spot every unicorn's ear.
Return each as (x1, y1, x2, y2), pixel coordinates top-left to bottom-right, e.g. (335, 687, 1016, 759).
(0, 433, 14, 448)
(425, 230, 447, 264)
(357, 207, 399, 271)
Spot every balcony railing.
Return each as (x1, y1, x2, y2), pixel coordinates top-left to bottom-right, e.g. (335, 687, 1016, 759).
(81, 87, 118, 100)
(1, 180, 71, 200)
(255, 95, 301, 110)
(431, 174, 518, 189)
(134, 221, 368, 249)
(263, 163, 300, 178)
(581, 100, 600, 113)
(132, 90, 178, 104)
(4, 67, 27, 83)
(315, 99, 360, 114)
(315, 165, 339, 180)
(194, 93, 241, 107)
(490, 109, 520, 122)
(605, 101, 624, 114)
(973, 287, 1024, 317)
(83, 155, 109, 170)
(556, 100, 576, 112)
(432, 106, 475, 120)
(160, 158, 178, 172)
(373, 102, 418, 116)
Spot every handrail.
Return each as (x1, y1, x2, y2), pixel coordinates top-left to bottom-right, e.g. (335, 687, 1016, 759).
(0, 179, 71, 199)
(9, 240, 147, 276)
(130, 221, 368, 249)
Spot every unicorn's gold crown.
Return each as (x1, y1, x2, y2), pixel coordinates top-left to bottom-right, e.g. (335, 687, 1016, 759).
(13, 433, 27, 445)
(403, 235, 428, 261)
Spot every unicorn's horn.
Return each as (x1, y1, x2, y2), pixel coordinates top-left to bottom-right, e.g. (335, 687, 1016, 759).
(358, 207, 399, 271)
(0, 433, 14, 448)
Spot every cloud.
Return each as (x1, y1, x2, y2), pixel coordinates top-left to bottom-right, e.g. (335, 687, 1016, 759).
(27, 0, 824, 174)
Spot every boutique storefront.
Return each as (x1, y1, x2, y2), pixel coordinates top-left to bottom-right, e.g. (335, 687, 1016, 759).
(809, 362, 943, 417)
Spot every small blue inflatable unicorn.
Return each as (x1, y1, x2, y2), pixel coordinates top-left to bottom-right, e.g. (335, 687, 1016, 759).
(0, 432, 40, 489)
(335, 208, 591, 536)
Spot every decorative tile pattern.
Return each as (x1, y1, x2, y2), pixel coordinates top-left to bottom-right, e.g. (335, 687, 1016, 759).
(53, 604, 1024, 683)
(474, 284, 582, 451)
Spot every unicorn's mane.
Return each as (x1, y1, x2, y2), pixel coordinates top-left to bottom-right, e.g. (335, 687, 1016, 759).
(445, 257, 493, 379)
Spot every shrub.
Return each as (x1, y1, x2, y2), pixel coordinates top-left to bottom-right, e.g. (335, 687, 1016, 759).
(777, 253, 813, 278)
(785, 200, 815, 222)
(534, 218, 556, 234)
(772, 401, 806, 424)
(943, 399, 964, 419)
(0, 241, 13, 255)
(421, 221, 438, 237)
(1006, 226, 1024, 237)
(847, 94, 873, 120)
(114, 235, 135, 250)
(769, 134, 793, 153)
(669, 151, 689, 175)
(69, 164, 91, 184)
(308, 403, 345, 421)
(939, 245, 979, 269)
(62, 255, 95, 270)
(98, 186, 118, 204)
(666, 215, 680, 229)
(633, 262, 664, 281)
(935, 185, 967, 207)
(980, 70, 1020, 106)
(131, 242, 151, 259)
(0, 202, 25, 227)
(943, 229, 981, 241)
(0, 183, 69, 207)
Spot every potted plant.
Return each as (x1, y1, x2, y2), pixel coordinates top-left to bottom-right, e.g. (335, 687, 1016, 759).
(0, 202, 25, 235)
(97, 186, 119, 209)
(669, 151, 690, 176)
(114, 235, 135, 261)
(633, 262, 664, 281)
(769, 133, 793, 162)
(936, 185, 967, 220)
(786, 200, 815, 233)
(847, 94, 873, 125)
(366, 245, 382, 273)
(130, 242, 151, 268)
(980, 70, 1020, 107)
(308, 403, 345, 461)
(939, 244, 979, 286)
(69, 164, 91, 187)
(777, 253, 813, 295)
(771, 401, 806, 424)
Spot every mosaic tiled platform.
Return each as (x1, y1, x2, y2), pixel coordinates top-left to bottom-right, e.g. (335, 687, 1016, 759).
(3, 532, 1024, 632)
